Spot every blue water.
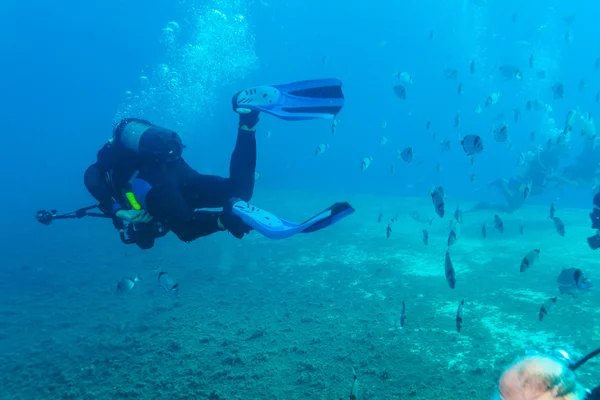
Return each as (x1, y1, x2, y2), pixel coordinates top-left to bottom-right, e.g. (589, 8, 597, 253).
(1, 0, 599, 398)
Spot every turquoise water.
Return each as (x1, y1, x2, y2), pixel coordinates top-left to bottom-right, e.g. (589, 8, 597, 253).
(1, 0, 600, 398)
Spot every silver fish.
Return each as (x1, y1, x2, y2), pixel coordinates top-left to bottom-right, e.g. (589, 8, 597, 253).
(444, 251, 456, 289)
(456, 299, 464, 332)
(553, 217, 565, 237)
(422, 229, 429, 245)
(431, 187, 445, 218)
(158, 272, 179, 293)
(520, 249, 540, 272)
(539, 297, 557, 321)
(460, 134, 483, 156)
(116, 274, 141, 294)
(454, 205, 463, 223)
(493, 214, 504, 233)
(399, 147, 414, 163)
(349, 368, 358, 400)
(557, 268, 593, 295)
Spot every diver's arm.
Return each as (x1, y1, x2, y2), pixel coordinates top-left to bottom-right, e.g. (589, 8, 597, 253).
(84, 163, 120, 215)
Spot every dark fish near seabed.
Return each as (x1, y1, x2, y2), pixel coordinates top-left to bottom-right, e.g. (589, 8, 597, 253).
(454, 113, 461, 127)
(539, 297, 557, 321)
(400, 300, 406, 327)
(393, 85, 407, 100)
(457, 83, 464, 96)
(493, 214, 504, 233)
(549, 201, 556, 219)
(557, 268, 593, 295)
(378, 211, 384, 223)
(520, 249, 540, 272)
(116, 274, 141, 294)
(386, 222, 393, 238)
(426, 120, 431, 130)
(456, 299, 464, 332)
(158, 272, 179, 293)
(431, 186, 445, 218)
(349, 368, 358, 400)
(553, 217, 565, 237)
(552, 82, 564, 99)
(513, 109, 520, 122)
(460, 134, 484, 156)
(481, 223, 487, 238)
(422, 229, 429, 245)
(410, 210, 433, 225)
(444, 251, 456, 289)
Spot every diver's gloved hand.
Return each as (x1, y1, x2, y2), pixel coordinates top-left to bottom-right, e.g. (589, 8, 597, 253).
(218, 208, 252, 239)
(232, 91, 259, 130)
(116, 209, 154, 224)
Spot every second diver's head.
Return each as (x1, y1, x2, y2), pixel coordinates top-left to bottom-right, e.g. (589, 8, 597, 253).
(112, 118, 185, 163)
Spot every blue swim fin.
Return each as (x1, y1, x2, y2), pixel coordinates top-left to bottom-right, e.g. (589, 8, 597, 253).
(233, 78, 344, 121)
(231, 200, 354, 239)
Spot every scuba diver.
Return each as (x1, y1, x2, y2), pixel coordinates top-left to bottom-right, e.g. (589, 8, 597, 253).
(467, 142, 569, 215)
(587, 191, 600, 250)
(492, 346, 600, 399)
(36, 79, 354, 249)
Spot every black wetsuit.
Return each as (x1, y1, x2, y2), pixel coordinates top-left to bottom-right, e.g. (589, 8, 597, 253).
(84, 127, 256, 242)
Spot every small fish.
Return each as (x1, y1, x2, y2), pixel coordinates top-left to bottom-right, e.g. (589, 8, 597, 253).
(520, 249, 540, 273)
(447, 225, 458, 247)
(264, 131, 272, 138)
(552, 82, 564, 99)
(426, 120, 431, 130)
(400, 300, 406, 327)
(595, 57, 600, 72)
(158, 272, 179, 293)
(429, 30, 435, 40)
(349, 369, 358, 400)
(435, 162, 442, 174)
(361, 157, 373, 171)
(499, 65, 523, 80)
(390, 165, 395, 175)
(116, 274, 141, 294)
(380, 136, 389, 146)
(460, 134, 484, 156)
(457, 82, 464, 96)
(381, 120, 387, 129)
(493, 124, 509, 142)
(444, 251, 456, 289)
(315, 143, 329, 155)
(399, 147, 414, 163)
(517, 152, 526, 167)
(522, 182, 532, 200)
(454, 112, 461, 128)
(549, 201, 556, 219)
(393, 85, 407, 100)
(530, 131, 536, 141)
(539, 297, 557, 321)
(444, 68, 458, 79)
(493, 214, 504, 233)
(456, 299, 464, 333)
(529, 54, 534, 68)
(395, 71, 413, 84)
(519, 223, 524, 235)
(386, 222, 393, 238)
(511, 12, 518, 24)
(513, 109, 520, 122)
(565, 30, 572, 43)
(580, 112, 597, 140)
(410, 210, 433, 225)
(564, 109, 577, 134)
(557, 268, 593, 295)
(481, 223, 487, 238)
(469, 173, 476, 184)
(485, 92, 499, 108)
(579, 79, 586, 93)
(553, 217, 565, 237)
(422, 229, 429, 245)
(431, 186, 445, 218)
(469, 60, 475, 74)
(332, 119, 339, 134)
(254, 171, 261, 181)
(454, 205, 463, 223)
(440, 139, 452, 152)
(475, 104, 482, 114)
